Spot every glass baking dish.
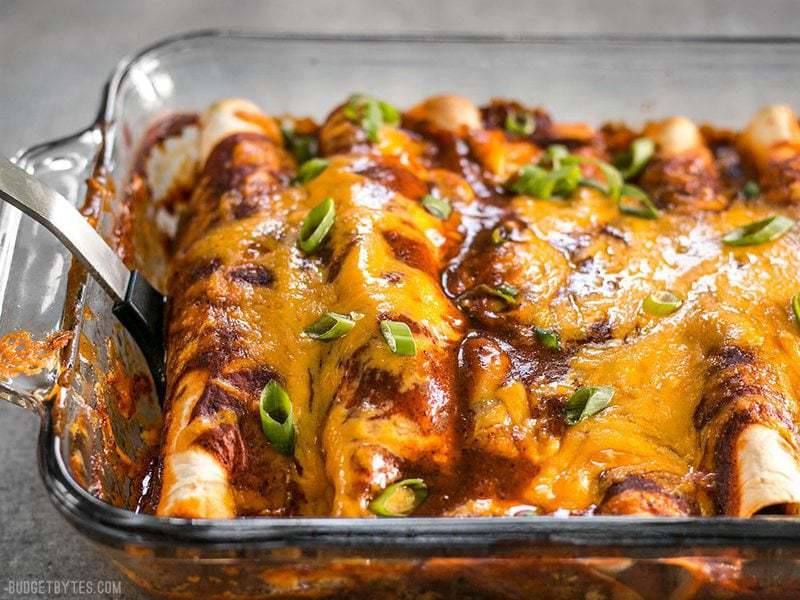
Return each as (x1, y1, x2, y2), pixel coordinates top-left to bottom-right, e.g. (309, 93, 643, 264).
(4, 30, 800, 598)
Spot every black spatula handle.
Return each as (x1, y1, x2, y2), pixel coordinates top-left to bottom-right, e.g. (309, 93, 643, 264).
(112, 271, 166, 399)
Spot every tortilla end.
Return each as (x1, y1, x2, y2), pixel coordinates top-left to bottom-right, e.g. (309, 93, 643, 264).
(735, 424, 800, 517)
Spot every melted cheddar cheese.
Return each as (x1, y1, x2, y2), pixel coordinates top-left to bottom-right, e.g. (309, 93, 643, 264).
(139, 96, 800, 519)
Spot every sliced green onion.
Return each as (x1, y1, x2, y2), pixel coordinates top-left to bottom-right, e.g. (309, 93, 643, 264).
(642, 291, 683, 317)
(565, 386, 614, 425)
(505, 111, 535, 136)
(742, 180, 761, 199)
(525, 171, 557, 198)
(721, 215, 794, 247)
(343, 97, 361, 121)
(480, 283, 520, 304)
(578, 177, 607, 194)
(281, 124, 318, 164)
(380, 320, 416, 356)
(296, 158, 329, 183)
(378, 100, 401, 127)
(368, 478, 428, 517)
(491, 226, 507, 246)
(567, 155, 624, 201)
(298, 197, 335, 254)
(495, 283, 519, 303)
(615, 137, 655, 180)
(533, 326, 560, 350)
(594, 161, 624, 201)
(508, 163, 580, 200)
(362, 100, 383, 142)
(344, 94, 401, 142)
(512, 151, 626, 203)
(259, 380, 295, 456)
(619, 183, 660, 219)
(490, 220, 532, 245)
(551, 165, 582, 197)
(457, 283, 520, 312)
(508, 165, 549, 196)
(546, 144, 570, 169)
(304, 311, 361, 340)
(421, 194, 452, 219)
(792, 292, 800, 328)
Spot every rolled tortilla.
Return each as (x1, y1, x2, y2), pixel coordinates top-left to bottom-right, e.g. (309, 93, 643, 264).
(595, 473, 692, 516)
(695, 345, 800, 516)
(459, 336, 519, 460)
(736, 424, 800, 517)
(314, 97, 465, 516)
(405, 94, 482, 134)
(157, 99, 307, 518)
(639, 116, 726, 211)
(174, 98, 291, 253)
(738, 104, 800, 203)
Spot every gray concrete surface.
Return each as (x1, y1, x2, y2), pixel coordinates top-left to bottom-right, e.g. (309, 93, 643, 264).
(0, 1, 797, 598)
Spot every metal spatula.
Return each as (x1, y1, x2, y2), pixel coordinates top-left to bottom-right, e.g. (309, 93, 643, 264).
(0, 159, 165, 399)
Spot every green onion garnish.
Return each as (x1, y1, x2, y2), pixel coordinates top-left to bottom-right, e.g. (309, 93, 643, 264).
(511, 151, 630, 211)
(551, 165, 582, 197)
(490, 221, 532, 245)
(721, 215, 794, 247)
(344, 94, 401, 142)
(491, 226, 507, 246)
(577, 177, 607, 194)
(505, 111, 535, 136)
(508, 164, 581, 200)
(533, 326, 560, 350)
(421, 194, 452, 219)
(298, 197, 335, 254)
(304, 311, 361, 340)
(368, 478, 428, 517)
(495, 283, 519, 304)
(362, 100, 383, 142)
(296, 158, 329, 183)
(508, 165, 549, 196)
(742, 180, 761, 199)
(281, 124, 318, 164)
(619, 183, 660, 219)
(259, 380, 295, 456)
(565, 386, 614, 425)
(378, 100, 401, 127)
(480, 283, 520, 305)
(566, 155, 624, 201)
(642, 291, 683, 317)
(380, 320, 416, 356)
(546, 144, 570, 169)
(456, 283, 520, 312)
(792, 292, 800, 328)
(615, 137, 655, 180)
(600, 161, 625, 201)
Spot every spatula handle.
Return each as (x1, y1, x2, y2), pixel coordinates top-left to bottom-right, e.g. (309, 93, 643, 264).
(0, 159, 130, 303)
(0, 159, 165, 398)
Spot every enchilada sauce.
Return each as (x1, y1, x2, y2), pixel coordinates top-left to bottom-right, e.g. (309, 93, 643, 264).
(134, 97, 800, 517)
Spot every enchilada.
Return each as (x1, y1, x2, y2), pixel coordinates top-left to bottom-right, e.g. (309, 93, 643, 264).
(132, 94, 800, 519)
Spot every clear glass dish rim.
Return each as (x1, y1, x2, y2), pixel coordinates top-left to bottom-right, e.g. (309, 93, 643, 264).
(22, 29, 800, 551)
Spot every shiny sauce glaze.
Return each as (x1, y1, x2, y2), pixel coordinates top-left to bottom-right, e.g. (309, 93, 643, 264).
(131, 96, 800, 518)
